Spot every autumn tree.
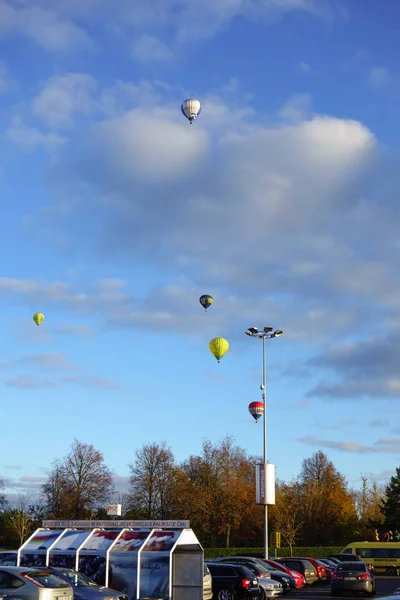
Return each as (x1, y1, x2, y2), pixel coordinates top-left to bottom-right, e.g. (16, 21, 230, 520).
(380, 467, 400, 530)
(353, 476, 385, 538)
(175, 437, 260, 547)
(272, 480, 303, 555)
(298, 450, 358, 545)
(42, 440, 114, 519)
(128, 442, 176, 519)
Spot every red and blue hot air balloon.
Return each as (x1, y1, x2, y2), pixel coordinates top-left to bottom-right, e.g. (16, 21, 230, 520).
(248, 401, 264, 423)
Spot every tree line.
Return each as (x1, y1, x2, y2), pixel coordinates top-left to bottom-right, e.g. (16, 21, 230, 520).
(0, 437, 398, 550)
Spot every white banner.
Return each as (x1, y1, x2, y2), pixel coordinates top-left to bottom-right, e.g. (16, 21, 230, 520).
(255, 463, 275, 505)
(42, 519, 190, 528)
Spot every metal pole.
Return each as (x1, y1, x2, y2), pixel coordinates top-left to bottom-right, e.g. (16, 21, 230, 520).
(262, 335, 268, 559)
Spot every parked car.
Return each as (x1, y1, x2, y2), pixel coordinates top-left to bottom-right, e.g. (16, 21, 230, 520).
(0, 566, 73, 600)
(315, 559, 334, 581)
(318, 558, 340, 568)
(206, 562, 260, 600)
(236, 555, 304, 589)
(328, 553, 363, 563)
(276, 558, 318, 585)
(331, 561, 375, 596)
(41, 567, 128, 600)
(213, 558, 283, 598)
(204, 562, 213, 600)
(263, 560, 305, 589)
(295, 557, 327, 582)
(0, 552, 17, 566)
(252, 562, 295, 592)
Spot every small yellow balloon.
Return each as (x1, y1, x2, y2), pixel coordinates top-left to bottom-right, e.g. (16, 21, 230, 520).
(33, 312, 44, 326)
(209, 337, 229, 363)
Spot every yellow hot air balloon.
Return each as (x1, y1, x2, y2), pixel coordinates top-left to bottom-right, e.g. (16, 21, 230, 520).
(33, 312, 44, 326)
(209, 337, 229, 363)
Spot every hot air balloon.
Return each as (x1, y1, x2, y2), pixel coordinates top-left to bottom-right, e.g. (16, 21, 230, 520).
(181, 99, 201, 124)
(33, 312, 44, 326)
(199, 294, 213, 311)
(249, 401, 264, 423)
(209, 337, 229, 363)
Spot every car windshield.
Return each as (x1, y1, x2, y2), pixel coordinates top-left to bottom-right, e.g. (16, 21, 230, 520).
(54, 569, 98, 588)
(25, 571, 71, 588)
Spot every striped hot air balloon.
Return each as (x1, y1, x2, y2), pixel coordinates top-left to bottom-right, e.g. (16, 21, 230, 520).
(181, 99, 201, 124)
(249, 401, 264, 422)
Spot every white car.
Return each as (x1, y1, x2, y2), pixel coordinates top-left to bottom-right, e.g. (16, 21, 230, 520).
(258, 577, 283, 600)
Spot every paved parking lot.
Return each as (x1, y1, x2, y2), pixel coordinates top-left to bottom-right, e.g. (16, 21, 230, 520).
(291, 577, 399, 599)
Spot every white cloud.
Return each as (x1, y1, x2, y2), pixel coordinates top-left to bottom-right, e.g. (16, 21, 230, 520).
(5, 375, 56, 389)
(367, 67, 392, 88)
(0, 351, 120, 391)
(298, 435, 400, 454)
(0, 0, 92, 51)
(32, 73, 98, 127)
(0, 61, 14, 93)
(55, 323, 95, 336)
(88, 109, 210, 183)
(0, 0, 337, 54)
(132, 34, 174, 63)
(5, 115, 66, 150)
(0, 277, 133, 314)
(298, 61, 313, 74)
(278, 93, 312, 123)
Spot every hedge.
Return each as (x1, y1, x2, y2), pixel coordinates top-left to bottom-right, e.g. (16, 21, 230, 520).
(204, 546, 343, 559)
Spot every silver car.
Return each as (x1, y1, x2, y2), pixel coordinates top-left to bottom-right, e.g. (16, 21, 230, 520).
(42, 568, 127, 600)
(0, 566, 73, 600)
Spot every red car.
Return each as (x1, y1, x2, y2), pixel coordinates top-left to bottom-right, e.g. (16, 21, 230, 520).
(259, 559, 306, 588)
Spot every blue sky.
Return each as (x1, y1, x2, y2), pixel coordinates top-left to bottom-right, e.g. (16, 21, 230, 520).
(1, 0, 400, 504)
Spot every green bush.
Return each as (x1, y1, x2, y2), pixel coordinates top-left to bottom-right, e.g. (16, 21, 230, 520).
(204, 546, 343, 560)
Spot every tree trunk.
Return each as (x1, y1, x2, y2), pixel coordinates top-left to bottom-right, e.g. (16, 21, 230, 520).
(226, 524, 231, 548)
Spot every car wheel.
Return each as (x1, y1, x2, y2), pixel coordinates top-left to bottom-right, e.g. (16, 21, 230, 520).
(258, 589, 266, 600)
(387, 567, 398, 576)
(217, 589, 235, 600)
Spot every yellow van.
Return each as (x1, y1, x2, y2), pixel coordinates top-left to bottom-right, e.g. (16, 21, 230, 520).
(341, 542, 400, 575)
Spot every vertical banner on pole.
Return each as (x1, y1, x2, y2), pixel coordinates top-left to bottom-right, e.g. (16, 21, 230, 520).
(266, 463, 275, 505)
(256, 463, 275, 505)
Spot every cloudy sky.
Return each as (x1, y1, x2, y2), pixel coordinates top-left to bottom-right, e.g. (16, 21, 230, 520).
(1, 0, 400, 502)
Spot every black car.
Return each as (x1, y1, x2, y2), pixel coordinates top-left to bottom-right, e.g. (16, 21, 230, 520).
(331, 561, 375, 596)
(256, 563, 295, 591)
(206, 562, 260, 600)
(328, 554, 363, 563)
(218, 557, 293, 593)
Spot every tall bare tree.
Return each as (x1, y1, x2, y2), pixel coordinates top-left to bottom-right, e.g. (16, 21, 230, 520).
(0, 478, 6, 509)
(42, 440, 114, 519)
(5, 495, 32, 545)
(128, 442, 176, 519)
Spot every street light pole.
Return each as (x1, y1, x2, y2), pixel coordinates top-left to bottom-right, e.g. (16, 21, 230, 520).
(245, 326, 283, 560)
(262, 335, 267, 559)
